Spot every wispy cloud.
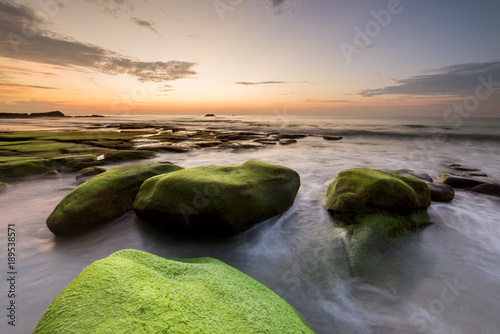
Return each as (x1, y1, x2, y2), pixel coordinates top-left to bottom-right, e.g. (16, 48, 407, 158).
(0, 83, 56, 90)
(0, 1, 197, 83)
(359, 61, 500, 97)
(306, 99, 353, 103)
(131, 16, 160, 35)
(84, 0, 143, 17)
(266, 0, 300, 17)
(234, 80, 288, 85)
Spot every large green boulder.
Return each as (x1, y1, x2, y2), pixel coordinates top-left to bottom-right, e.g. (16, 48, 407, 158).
(326, 168, 431, 276)
(46, 162, 183, 236)
(134, 160, 300, 236)
(33, 249, 315, 334)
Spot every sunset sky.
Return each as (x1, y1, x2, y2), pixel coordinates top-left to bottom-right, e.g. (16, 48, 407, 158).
(0, 0, 499, 116)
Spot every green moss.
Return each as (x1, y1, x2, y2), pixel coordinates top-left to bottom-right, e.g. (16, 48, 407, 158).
(0, 131, 148, 142)
(33, 249, 314, 334)
(326, 168, 432, 277)
(50, 155, 100, 171)
(326, 168, 430, 213)
(0, 140, 79, 153)
(0, 159, 55, 179)
(133, 160, 300, 235)
(103, 150, 157, 162)
(46, 162, 183, 236)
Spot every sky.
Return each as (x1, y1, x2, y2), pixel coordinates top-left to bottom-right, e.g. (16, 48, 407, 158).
(0, 0, 499, 116)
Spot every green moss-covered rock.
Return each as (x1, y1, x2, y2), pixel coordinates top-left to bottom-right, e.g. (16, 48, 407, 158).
(326, 168, 431, 276)
(33, 249, 314, 334)
(0, 182, 10, 193)
(46, 162, 183, 236)
(134, 160, 300, 236)
(0, 158, 56, 179)
(50, 155, 100, 171)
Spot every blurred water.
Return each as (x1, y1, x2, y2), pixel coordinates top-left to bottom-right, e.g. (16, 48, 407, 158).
(1, 116, 499, 333)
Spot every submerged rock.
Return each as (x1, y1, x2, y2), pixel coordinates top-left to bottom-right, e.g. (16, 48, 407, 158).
(0, 158, 56, 179)
(279, 139, 297, 145)
(33, 250, 314, 334)
(426, 182, 454, 202)
(276, 133, 308, 139)
(470, 183, 500, 197)
(103, 150, 157, 162)
(438, 173, 486, 188)
(134, 160, 300, 236)
(323, 135, 343, 141)
(46, 162, 183, 236)
(326, 168, 431, 276)
(75, 166, 107, 184)
(0, 182, 10, 193)
(446, 163, 481, 172)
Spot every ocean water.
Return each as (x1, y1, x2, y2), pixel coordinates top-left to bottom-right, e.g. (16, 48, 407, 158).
(1, 115, 500, 333)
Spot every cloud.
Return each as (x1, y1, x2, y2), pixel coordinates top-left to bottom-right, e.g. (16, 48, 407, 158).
(0, 1, 197, 83)
(84, 0, 141, 17)
(0, 82, 56, 90)
(131, 16, 160, 35)
(266, 0, 299, 18)
(359, 61, 500, 97)
(306, 99, 353, 103)
(234, 81, 288, 85)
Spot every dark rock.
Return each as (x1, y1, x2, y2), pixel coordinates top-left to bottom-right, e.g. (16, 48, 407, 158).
(438, 173, 486, 188)
(470, 183, 500, 197)
(446, 163, 481, 172)
(46, 162, 183, 236)
(459, 172, 488, 177)
(427, 182, 454, 202)
(276, 133, 307, 139)
(205, 113, 215, 117)
(279, 139, 297, 145)
(218, 142, 264, 150)
(29, 111, 65, 118)
(134, 161, 300, 236)
(323, 135, 343, 141)
(103, 150, 157, 162)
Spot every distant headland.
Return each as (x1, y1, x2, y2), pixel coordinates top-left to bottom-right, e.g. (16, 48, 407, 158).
(0, 111, 104, 119)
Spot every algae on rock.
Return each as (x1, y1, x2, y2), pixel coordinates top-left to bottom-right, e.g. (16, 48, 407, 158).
(33, 249, 315, 334)
(134, 160, 300, 236)
(326, 168, 432, 276)
(46, 162, 183, 236)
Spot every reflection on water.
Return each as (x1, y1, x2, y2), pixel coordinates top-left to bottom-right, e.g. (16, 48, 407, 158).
(1, 117, 500, 333)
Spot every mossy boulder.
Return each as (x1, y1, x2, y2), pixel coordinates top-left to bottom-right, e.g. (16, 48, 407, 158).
(134, 160, 300, 236)
(46, 162, 183, 236)
(326, 168, 431, 276)
(33, 249, 314, 334)
(76, 166, 107, 184)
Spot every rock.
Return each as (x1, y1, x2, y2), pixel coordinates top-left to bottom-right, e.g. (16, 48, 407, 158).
(323, 135, 343, 141)
(254, 140, 277, 145)
(33, 250, 314, 334)
(46, 162, 183, 236)
(29, 111, 65, 118)
(50, 155, 100, 171)
(75, 166, 107, 184)
(470, 183, 500, 197)
(426, 182, 454, 202)
(276, 133, 307, 139)
(103, 150, 157, 162)
(388, 169, 433, 183)
(438, 173, 487, 188)
(0, 182, 10, 193)
(134, 160, 300, 236)
(326, 168, 431, 276)
(218, 142, 264, 150)
(459, 172, 488, 177)
(279, 139, 297, 145)
(446, 163, 481, 172)
(205, 113, 215, 116)
(0, 159, 56, 179)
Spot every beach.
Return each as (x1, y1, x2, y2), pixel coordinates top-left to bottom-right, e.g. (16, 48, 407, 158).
(1, 115, 500, 333)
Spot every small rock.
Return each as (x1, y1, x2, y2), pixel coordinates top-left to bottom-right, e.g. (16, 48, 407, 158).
(446, 163, 481, 172)
(276, 133, 307, 139)
(438, 173, 486, 188)
(103, 150, 157, 162)
(323, 135, 343, 141)
(459, 172, 488, 177)
(427, 182, 454, 202)
(470, 183, 500, 197)
(279, 139, 297, 145)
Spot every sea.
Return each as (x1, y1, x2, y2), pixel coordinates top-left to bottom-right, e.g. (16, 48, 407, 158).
(1, 115, 500, 333)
